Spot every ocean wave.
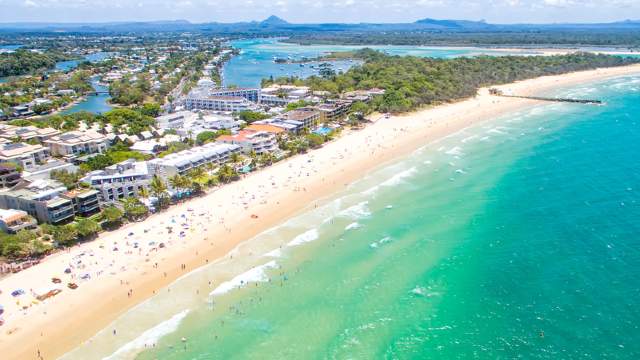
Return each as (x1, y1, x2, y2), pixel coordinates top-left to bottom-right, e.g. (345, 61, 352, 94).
(264, 248, 283, 258)
(362, 167, 418, 195)
(338, 201, 372, 219)
(209, 261, 278, 296)
(102, 309, 190, 360)
(410, 285, 441, 298)
(369, 236, 392, 249)
(445, 146, 464, 156)
(287, 229, 320, 246)
(345, 222, 362, 231)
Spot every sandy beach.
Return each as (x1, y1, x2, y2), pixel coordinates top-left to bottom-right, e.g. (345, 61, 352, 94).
(1, 63, 639, 360)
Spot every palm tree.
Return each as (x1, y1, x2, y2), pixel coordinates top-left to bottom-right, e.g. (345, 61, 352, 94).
(150, 175, 168, 208)
(169, 174, 183, 192)
(229, 152, 241, 165)
(138, 186, 150, 201)
(259, 152, 274, 166)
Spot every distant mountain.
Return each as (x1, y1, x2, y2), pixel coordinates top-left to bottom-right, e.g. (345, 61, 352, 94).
(0, 17, 639, 34)
(260, 15, 289, 26)
(414, 18, 493, 30)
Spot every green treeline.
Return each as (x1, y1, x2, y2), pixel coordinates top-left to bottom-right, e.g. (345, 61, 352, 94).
(269, 50, 640, 113)
(285, 31, 640, 47)
(0, 49, 71, 77)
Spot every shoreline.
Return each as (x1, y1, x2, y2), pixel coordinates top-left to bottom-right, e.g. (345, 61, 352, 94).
(1, 64, 639, 360)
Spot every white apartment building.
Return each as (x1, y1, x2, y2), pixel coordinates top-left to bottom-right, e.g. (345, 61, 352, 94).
(155, 111, 192, 130)
(217, 130, 278, 155)
(147, 143, 241, 179)
(81, 159, 151, 203)
(0, 142, 50, 170)
(184, 95, 258, 112)
(44, 131, 109, 158)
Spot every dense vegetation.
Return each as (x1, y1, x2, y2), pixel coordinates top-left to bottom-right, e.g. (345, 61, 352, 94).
(285, 31, 640, 48)
(0, 49, 72, 77)
(266, 50, 640, 113)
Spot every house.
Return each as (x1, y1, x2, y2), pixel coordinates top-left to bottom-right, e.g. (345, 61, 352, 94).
(0, 142, 50, 170)
(217, 130, 278, 155)
(56, 89, 76, 97)
(0, 208, 37, 234)
(0, 163, 21, 188)
(0, 179, 75, 223)
(44, 131, 109, 159)
(12, 105, 34, 118)
(130, 139, 165, 155)
(0, 125, 61, 142)
(21, 160, 78, 181)
(81, 160, 151, 203)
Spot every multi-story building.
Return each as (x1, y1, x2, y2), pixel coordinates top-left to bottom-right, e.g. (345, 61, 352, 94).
(44, 131, 109, 159)
(184, 95, 258, 112)
(0, 125, 61, 143)
(147, 143, 241, 179)
(0, 142, 50, 170)
(217, 130, 278, 155)
(0, 164, 21, 188)
(0, 179, 75, 224)
(0, 208, 37, 234)
(81, 160, 151, 203)
(155, 111, 191, 130)
(261, 85, 310, 106)
(281, 108, 321, 130)
(209, 88, 261, 103)
(62, 189, 101, 217)
(316, 101, 351, 122)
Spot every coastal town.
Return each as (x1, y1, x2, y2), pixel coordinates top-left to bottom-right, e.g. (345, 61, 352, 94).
(0, 34, 387, 282)
(1, 3, 640, 358)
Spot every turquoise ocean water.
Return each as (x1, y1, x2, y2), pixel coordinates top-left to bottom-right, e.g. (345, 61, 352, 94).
(62, 73, 640, 359)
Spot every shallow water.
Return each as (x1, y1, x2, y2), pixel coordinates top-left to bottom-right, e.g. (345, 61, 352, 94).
(222, 38, 533, 88)
(61, 73, 640, 359)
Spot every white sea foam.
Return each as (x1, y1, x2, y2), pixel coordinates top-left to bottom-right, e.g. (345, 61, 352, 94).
(361, 166, 418, 196)
(445, 146, 464, 156)
(345, 222, 361, 231)
(209, 260, 278, 296)
(488, 127, 508, 135)
(264, 248, 283, 258)
(410, 286, 441, 298)
(338, 201, 372, 219)
(460, 135, 478, 143)
(287, 228, 320, 246)
(370, 236, 392, 249)
(102, 309, 190, 360)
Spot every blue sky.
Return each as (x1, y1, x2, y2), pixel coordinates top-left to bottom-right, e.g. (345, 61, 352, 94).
(1, 0, 639, 24)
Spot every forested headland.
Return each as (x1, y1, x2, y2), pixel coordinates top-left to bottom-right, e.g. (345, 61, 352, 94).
(263, 50, 640, 113)
(0, 49, 73, 77)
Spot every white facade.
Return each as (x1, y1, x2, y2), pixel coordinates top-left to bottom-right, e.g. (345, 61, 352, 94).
(147, 143, 241, 179)
(82, 160, 151, 203)
(44, 131, 109, 158)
